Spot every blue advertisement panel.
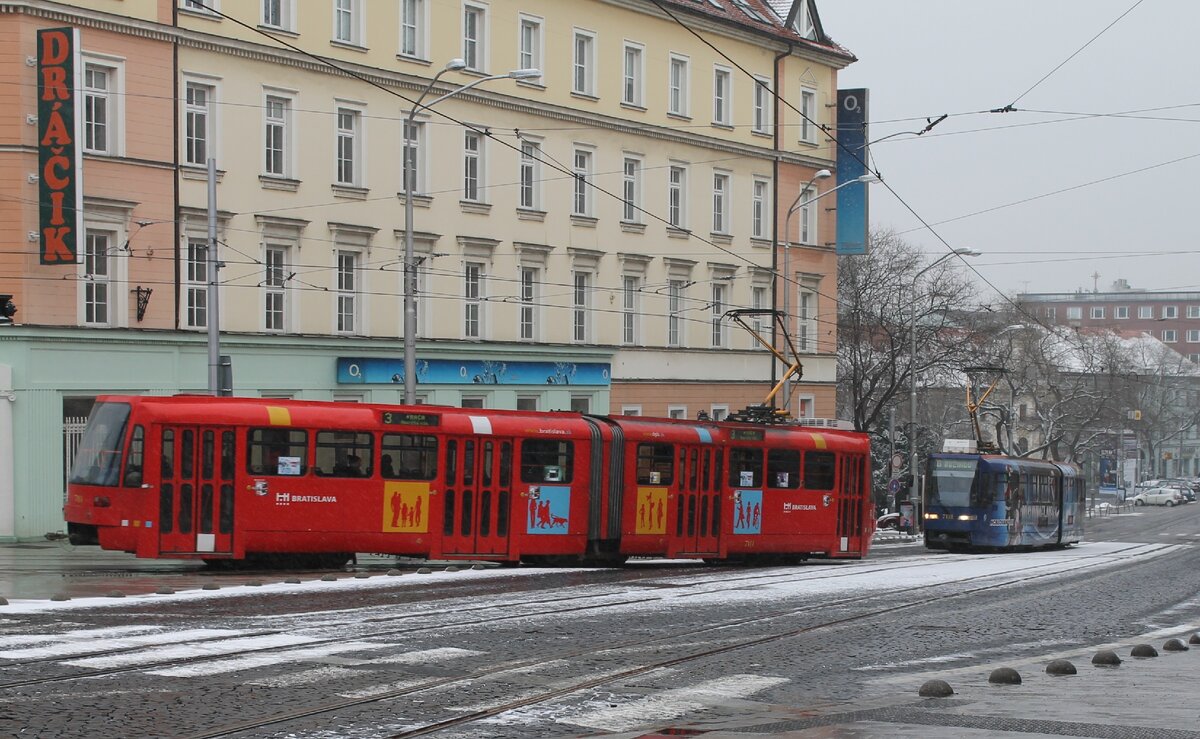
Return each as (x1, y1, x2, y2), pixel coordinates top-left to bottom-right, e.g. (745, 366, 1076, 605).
(835, 88, 869, 256)
(526, 485, 571, 534)
(337, 357, 610, 386)
(733, 490, 763, 535)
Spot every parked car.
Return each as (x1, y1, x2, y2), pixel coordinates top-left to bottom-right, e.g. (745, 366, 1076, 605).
(1130, 486, 1185, 507)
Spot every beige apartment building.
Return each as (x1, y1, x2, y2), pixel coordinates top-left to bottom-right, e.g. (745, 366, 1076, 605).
(0, 0, 854, 539)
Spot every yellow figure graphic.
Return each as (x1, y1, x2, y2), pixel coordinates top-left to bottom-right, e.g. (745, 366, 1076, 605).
(383, 482, 431, 533)
(635, 487, 668, 535)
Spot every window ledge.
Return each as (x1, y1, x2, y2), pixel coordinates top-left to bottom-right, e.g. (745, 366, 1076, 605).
(181, 165, 224, 182)
(178, 7, 221, 21)
(259, 175, 300, 192)
(797, 139, 819, 147)
(257, 24, 299, 38)
(751, 128, 772, 138)
(709, 232, 733, 245)
(750, 237, 772, 249)
(517, 207, 546, 222)
(398, 192, 433, 208)
(620, 221, 646, 234)
(330, 40, 369, 53)
(517, 80, 546, 91)
(571, 91, 600, 102)
(620, 102, 647, 113)
(332, 184, 369, 200)
(711, 121, 735, 130)
(460, 200, 492, 215)
(666, 226, 691, 239)
(570, 214, 598, 228)
(396, 53, 431, 66)
(667, 112, 692, 122)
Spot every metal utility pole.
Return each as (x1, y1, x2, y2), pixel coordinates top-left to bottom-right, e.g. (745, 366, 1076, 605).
(206, 157, 221, 396)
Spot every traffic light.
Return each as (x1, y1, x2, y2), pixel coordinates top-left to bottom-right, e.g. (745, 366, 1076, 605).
(0, 294, 15, 325)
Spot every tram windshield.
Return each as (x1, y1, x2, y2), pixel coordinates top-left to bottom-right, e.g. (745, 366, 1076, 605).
(69, 402, 131, 487)
(928, 457, 978, 507)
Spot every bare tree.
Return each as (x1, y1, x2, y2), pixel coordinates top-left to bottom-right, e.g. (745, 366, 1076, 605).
(836, 229, 978, 436)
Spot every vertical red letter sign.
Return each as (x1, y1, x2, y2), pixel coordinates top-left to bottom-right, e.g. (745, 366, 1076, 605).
(37, 27, 83, 265)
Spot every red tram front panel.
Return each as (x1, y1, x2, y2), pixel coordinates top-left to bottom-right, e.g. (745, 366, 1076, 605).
(157, 425, 235, 557)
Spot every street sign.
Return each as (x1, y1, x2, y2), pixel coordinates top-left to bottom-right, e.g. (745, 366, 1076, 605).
(887, 478, 902, 494)
(890, 453, 905, 471)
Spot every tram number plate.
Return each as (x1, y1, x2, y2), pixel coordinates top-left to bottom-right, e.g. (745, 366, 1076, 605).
(382, 411, 441, 427)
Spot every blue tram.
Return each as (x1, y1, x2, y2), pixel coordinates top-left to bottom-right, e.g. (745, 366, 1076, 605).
(923, 453, 1084, 551)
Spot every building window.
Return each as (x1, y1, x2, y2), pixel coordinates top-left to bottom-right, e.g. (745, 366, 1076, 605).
(1090, 306, 1104, 319)
(336, 251, 357, 334)
(333, 0, 361, 45)
(519, 15, 542, 74)
(796, 396, 815, 419)
(751, 286, 767, 347)
(184, 81, 213, 166)
(800, 87, 817, 143)
(572, 148, 592, 216)
(185, 237, 208, 329)
(668, 165, 686, 228)
(264, 246, 288, 332)
(799, 186, 816, 244)
(712, 66, 732, 125)
(623, 275, 640, 345)
(623, 43, 644, 106)
(712, 172, 730, 234)
(83, 231, 112, 325)
(335, 108, 360, 186)
(752, 76, 771, 134)
(798, 288, 815, 352)
(463, 3, 487, 72)
(1045, 306, 1056, 321)
(1115, 306, 1129, 319)
(516, 396, 538, 411)
(402, 120, 424, 194)
(711, 283, 726, 347)
(572, 30, 596, 96)
(1189, 305, 1200, 319)
(463, 130, 483, 201)
(668, 55, 689, 116)
(262, 0, 293, 30)
(752, 179, 769, 239)
(519, 140, 541, 209)
(83, 63, 119, 155)
(1188, 330, 1200, 343)
(520, 266, 538, 340)
(1163, 329, 1178, 343)
(1138, 306, 1153, 319)
(1163, 305, 1178, 319)
(621, 406, 642, 416)
(264, 94, 290, 177)
(573, 271, 590, 342)
(668, 406, 687, 420)
(622, 157, 641, 223)
(668, 279, 684, 347)
(464, 262, 484, 338)
(711, 405, 729, 422)
(400, 0, 426, 58)
(1066, 306, 1082, 320)
(570, 396, 591, 414)
(181, 0, 218, 14)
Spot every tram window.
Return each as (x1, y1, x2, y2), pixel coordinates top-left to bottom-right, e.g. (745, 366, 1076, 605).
(702, 449, 711, 491)
(728, 447, 762, 488)
(714, 451, 723, 491)
(482, 442, 494, 487)
(181, 430, 195, 479)
(689, 449, 699, 491)
(220, 431, 235, 481)
(463, 441, 475, 485)
(500, 442, 513, 486)
(315, 431, 373, 478)
(202, 431, 215, 480)
(636, 443, 674, 485)
(247, 428, 308, 476)
(161, 429, 175, 478)
(69, 401, 130, 487)
(520, 439, 574, 483)
(123, 425, 145, 487)
(381, 434, 438, 480)
(767, 449, 801, 489)
(446, 441, 458, 482)
(804, 451, 836, 490)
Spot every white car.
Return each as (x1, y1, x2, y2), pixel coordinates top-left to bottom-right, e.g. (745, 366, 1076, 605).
(1130, 486, 1184, 507)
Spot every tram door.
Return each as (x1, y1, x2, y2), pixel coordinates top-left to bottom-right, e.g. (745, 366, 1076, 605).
(676, 446, 721, 555)
(158, 426, 236, 555)
(442, 437, 513, 557)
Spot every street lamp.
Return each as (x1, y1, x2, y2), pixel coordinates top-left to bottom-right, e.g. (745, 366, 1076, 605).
(779, 170, 879, 413)
(402, 62, 542, 404)
(908, 247, 981, 508)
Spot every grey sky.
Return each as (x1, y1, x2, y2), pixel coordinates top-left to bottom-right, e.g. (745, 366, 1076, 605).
(813, 0, 1198, 299)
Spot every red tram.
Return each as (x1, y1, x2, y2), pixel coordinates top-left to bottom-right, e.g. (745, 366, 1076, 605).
(64, 396, 874, 567)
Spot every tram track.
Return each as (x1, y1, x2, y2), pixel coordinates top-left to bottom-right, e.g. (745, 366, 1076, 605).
(0, 556, 951, 677)
(174, 542, 1166, 739)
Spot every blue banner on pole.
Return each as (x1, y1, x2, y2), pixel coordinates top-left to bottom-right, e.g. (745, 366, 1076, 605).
(835, 88, 869, 255)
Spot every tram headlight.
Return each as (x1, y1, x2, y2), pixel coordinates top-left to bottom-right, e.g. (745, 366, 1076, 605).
(924, 513, 939, 520)
(956, 514, 977, 521)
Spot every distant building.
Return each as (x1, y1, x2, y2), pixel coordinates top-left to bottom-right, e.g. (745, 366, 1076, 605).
(1017, 279, 1200, 365)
